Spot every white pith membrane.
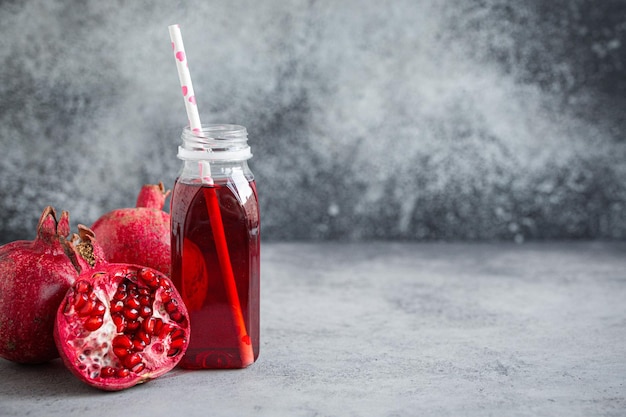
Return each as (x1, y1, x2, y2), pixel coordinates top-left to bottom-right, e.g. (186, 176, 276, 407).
(60, 269, 188, 385)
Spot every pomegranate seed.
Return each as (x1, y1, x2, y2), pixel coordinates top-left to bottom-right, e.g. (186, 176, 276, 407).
(170, 311, 184, 322)
(153, 318, 164, 336)
(110, 300, 124, 313)
(142, 317, 156, 335)
(170, 328, 185, 340)
(113, 290, 127, 301)
(167, 348, 180, 357)
(132, 339, 146, 351)
(112, 335, 133, 349)
(116, 368, 130, 378)
(126, 297, 141, 309)
(138, 295, 151, 306)
(169, 337, 186, 350)
(73, 292, 89, 310)
(139, 305, 152, 318)
(127, 283, 138, 297)
(112, 314, 126, 332)
(139, 268, 156, 280)
(131, 362, 146, 373)
(124, 308, 140, 321)
(75, 280, 92, 293)
(160, 292, 172, 304)
(126, 320, 140, 332)
(93, 301, 106, 316)
(113, 347, 130, 359)
(78, 299, 97, 317)
(165, 300, 178, 314)
(159, 324, 175, 339)
(159, 279, 172, 290)
(100, 366, 116, 378)
(140, 269, 160, 288)
(124, 352, 143, 369)
(137, 330, 150, 344)
(84, 316, 104, 331)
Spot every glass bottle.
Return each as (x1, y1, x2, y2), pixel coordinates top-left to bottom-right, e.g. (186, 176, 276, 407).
(170, 124, 260, 369)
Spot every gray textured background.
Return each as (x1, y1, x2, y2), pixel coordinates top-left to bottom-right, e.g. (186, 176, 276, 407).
(0, 0, 625, 243)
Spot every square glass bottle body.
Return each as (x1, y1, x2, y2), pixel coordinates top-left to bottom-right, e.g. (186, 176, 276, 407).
(170, 125, 260, 369)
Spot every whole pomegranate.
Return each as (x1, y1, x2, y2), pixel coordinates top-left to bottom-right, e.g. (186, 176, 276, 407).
(54, 226, 190, 391)
(0, 206, 82, 364)
(91, 182, 171, 276)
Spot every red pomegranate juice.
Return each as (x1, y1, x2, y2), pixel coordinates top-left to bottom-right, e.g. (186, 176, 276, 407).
(170, 178, 260, 369)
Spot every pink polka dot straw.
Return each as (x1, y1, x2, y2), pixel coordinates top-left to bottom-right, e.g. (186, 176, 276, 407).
(168, 24, 202, 135)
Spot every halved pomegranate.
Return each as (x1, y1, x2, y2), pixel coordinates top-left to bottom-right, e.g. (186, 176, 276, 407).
(54, 228, 189, 391)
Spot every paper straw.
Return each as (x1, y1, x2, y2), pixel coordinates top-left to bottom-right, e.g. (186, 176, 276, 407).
(168, 24, 254, 367)
(168, 24, 202, 135)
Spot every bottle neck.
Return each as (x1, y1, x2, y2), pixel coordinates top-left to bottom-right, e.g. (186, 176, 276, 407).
(177, 124, 254, 184)
(178, 124, 252, 162)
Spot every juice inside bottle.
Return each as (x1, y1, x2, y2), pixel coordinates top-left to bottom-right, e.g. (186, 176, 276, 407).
(170, 176, 260, 369)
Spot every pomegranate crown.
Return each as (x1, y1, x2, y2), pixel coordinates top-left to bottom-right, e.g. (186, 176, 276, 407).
(136, 182, 171, 210)
(37, 206, 70, 242)
(69, 225, 106, 270)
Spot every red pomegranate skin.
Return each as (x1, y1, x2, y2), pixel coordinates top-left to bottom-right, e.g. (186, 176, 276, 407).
(0, 207, 80, 363)
(91, 183, 171, 276)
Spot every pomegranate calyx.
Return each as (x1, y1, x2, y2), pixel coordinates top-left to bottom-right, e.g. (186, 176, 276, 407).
(68, 225, 107, 271)
(135, 182, 171, 210)
(38, 206, 84, 276)
(37, 206, 70, 243)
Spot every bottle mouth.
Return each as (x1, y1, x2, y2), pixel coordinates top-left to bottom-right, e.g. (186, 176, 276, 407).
(178, 124, 252, 161)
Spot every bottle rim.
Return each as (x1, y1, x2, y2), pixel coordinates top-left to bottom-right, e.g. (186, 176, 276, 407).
(178, 124, 252, 161)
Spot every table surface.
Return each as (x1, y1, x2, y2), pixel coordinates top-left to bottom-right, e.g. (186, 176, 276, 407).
(1, 242, 625, 417)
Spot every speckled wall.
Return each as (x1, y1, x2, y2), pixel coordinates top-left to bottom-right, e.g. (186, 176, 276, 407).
(0, 0, 624, 243)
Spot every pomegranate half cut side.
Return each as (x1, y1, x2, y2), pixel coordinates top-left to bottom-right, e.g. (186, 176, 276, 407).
(54, 265, 190, 391)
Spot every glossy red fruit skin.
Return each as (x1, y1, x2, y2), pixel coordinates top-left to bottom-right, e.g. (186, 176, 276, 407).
(0, 207, 80, 363)
(91, 183, 171, 276)
(54, 228, 189, 391)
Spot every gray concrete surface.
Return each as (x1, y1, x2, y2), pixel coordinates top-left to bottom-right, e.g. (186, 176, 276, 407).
(1, 242, 625, 416)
